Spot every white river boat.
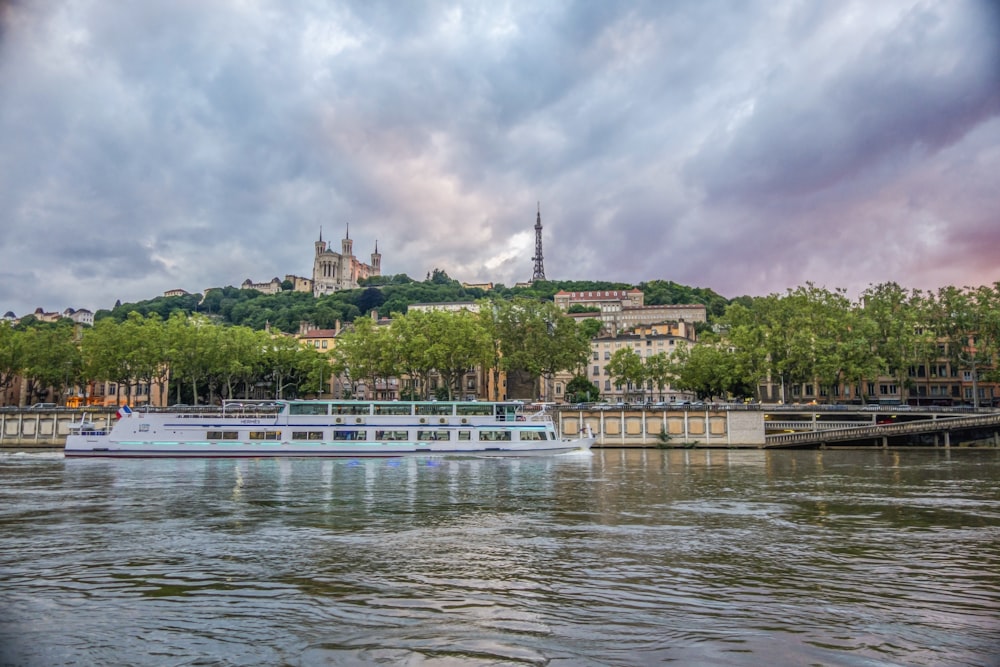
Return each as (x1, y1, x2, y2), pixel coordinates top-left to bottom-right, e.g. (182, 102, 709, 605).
(64, 400, 594, 458)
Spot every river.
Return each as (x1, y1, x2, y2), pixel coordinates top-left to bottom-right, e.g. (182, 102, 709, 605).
(1, 448, 998, 666)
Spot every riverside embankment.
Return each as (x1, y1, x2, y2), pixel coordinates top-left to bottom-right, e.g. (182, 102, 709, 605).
(5, 405, 997, 451)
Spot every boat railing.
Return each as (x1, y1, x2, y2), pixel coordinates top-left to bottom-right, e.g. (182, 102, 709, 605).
(130, 404, 282, 420)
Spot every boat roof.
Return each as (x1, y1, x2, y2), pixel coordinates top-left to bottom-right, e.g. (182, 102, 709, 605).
(271, 399, 526, 407)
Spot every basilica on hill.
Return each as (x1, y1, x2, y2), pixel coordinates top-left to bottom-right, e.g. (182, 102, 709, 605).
(312, 226, 381, 297)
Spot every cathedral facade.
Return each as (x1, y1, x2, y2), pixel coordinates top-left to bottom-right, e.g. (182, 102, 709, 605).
(312, 228, 382, 296)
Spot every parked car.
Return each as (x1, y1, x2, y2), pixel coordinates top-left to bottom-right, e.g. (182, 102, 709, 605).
(30, 402, 58, 410)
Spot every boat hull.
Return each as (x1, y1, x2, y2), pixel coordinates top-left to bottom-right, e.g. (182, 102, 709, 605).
(64, 438, 594, 459)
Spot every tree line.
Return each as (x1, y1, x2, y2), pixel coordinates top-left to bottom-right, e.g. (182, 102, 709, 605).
(692, 282, 1000, 404)
(0, 313, 330, 406)
(0, 299, 597, 406)
(3, 280, 998, 407)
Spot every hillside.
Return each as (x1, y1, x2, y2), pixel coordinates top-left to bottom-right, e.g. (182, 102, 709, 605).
(94, 272, 732, 333)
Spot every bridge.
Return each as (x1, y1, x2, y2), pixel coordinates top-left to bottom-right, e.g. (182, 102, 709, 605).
(764, 412, 1000, 448)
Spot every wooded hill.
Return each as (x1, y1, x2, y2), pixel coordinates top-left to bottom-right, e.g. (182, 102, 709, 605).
(90, 271, 732, 333)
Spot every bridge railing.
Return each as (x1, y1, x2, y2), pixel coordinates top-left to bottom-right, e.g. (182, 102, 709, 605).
(765, 413, 1000, 447)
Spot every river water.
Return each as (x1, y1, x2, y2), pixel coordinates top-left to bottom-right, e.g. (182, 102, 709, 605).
(1, 448, 997, 667)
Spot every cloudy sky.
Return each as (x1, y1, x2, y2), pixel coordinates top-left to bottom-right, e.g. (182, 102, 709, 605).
(1, 0, 998, 316)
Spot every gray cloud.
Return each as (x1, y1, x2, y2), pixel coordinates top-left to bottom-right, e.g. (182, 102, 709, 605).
(1, 0, 998, 316)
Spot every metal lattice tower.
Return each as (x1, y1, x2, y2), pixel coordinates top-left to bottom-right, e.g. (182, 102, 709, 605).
(532, 203, 546, 281)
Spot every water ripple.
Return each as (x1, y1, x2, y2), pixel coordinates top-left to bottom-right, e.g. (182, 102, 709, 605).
(1, 450, 998, 666)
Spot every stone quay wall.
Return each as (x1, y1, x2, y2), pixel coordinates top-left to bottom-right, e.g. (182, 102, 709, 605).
(0, 411, 115, 448)
(556, 407, 766, 447)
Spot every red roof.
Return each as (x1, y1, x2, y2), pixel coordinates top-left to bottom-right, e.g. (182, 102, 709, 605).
(299, 329, 339, 339)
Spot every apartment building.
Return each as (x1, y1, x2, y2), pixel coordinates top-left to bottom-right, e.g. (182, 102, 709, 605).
(554, 289, 707, 332)
(551, 322, 698, 404)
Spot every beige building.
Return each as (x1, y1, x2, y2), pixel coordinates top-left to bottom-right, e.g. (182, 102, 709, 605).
(555, 289, 707, 332)
(312, 228, 381, 296)
(552, 322, 698, 404)
(285, 274, 313, 293)
(241, 277, 283, 294)
(239, 274, 313, 295)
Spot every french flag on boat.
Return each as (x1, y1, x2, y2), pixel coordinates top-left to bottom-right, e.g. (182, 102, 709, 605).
(116, 404, 132, 419)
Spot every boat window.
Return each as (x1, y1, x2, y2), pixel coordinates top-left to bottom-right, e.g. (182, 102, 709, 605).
(519, 430, 545, 441)
(456, 404, 491, 416)
(415, 404, 453, 416)
(207, 431, 239, 440)
(375, 430, 409, 441)
(290, 403, 328, 416)
(457, 430, 471, 441)
(375, 404, 411, 415)
(249, 430, 281, 440)
(292, 431, 324, 440)
(138, 424, 150, 432)
(333, 430, 365, 441)
(479, 430, 512, 441)
(416, 430, 449, 441)
(330, 403, 370, 415)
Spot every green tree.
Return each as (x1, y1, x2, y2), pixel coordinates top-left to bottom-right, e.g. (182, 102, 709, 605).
(670, 341, 733, 400)
(0, 325, 25, 402)
(861, 282, 926, 404)
(421, 310, 492, 400)
(491, 298, 590, 400)
(331, 317, 388, 399)
(644, 352, 675, 401)
(718, 302, 770, 401)
(388, 311, 435, 399)
(21, 323, 81, 405)
(606, 347, 646, 401)
(565, 374, 600, 403)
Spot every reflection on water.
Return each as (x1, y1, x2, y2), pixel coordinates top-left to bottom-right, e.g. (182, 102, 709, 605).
(1, 449, 998, 666)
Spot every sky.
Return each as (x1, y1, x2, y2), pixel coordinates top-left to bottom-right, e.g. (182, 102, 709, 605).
(1, 0, 999, 317)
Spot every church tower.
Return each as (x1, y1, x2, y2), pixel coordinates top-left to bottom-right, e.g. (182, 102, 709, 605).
(341, 224, 353, 258)
(371, 240, 381, 276)
(340, 224, 354, 286)
(531, 203, 546, 282)
(315, 228, 327, 256)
